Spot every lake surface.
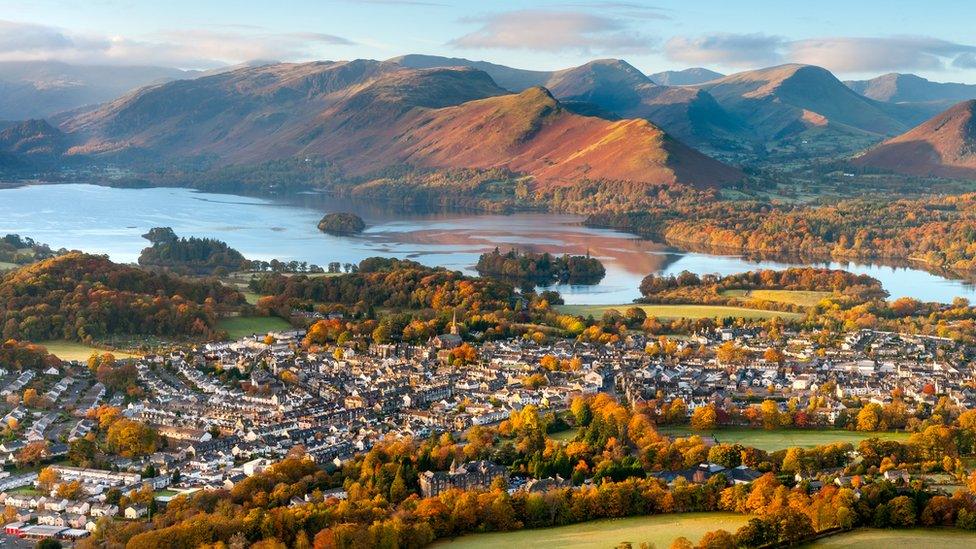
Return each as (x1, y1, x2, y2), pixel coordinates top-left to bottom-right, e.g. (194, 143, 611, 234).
(2, 183, 975, 305)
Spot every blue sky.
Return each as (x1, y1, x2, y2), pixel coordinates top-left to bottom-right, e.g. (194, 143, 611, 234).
(2, 0, 976, 82)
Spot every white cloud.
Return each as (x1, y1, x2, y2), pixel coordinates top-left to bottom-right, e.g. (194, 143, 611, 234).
(0, 20, 356, 68)
(665, 32, 976, 74)
(449, 10, 654, 54)
(665, 33, 785, 67)
(789, 36, 976, 73)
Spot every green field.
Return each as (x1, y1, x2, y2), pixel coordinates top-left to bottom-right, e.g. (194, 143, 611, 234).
(556, 303, 803, 321)
(37, 340, 142, 361)
(218, 316, 292, 340)
(720, 289, 832, 307)
(808, 528, 976, 548)
(660, 427, 910, 452)
(0, 261, 18, 271)
(432, 512, 752, 549)
(547, 429, 577, 443)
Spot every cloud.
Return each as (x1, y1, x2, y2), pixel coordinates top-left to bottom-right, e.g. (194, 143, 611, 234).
(449, 10, 654, 54)
(665, 32, 976, 74)
(551, 2, 671, 20)
(789, 36, 976, 73)
(665, 33, 785, 67)
(0, 20, 356, 68)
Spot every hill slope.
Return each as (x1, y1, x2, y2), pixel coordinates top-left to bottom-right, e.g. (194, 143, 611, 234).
(62, 62, 742, 189)
(0, 61, 198, 120)
(846, 73, 976, 104)
(852, 100, 976, 179)
(695, 64, 908, 142)
(648, 68, 724, 86)
(392, 56, 745, 151)
(0, 252, 243, 341)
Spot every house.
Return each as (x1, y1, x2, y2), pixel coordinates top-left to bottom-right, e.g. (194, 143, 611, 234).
(883, 469, 910, 484)
(124, 505, 147, 519)
(419, 459, 508, 498)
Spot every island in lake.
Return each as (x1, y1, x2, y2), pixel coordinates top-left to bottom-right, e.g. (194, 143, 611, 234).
(318, 212, 366, 236)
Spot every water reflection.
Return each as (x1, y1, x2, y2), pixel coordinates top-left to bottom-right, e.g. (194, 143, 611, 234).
(1, 183, 975, 305)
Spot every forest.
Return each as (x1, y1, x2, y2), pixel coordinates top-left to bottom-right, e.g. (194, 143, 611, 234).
(317, 213, 366, 236)
(0, 253, 243, 342)
(475, 248, 606, 286)
(138, 227, 247, 275)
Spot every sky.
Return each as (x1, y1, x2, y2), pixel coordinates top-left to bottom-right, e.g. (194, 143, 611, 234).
(2, 0, 976, 82)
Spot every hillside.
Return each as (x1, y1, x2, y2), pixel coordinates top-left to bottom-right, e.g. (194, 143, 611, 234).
(0, 252, 244, 341)
(649, 68, 724, 86)
(388, 54, 549, 91)
(0, 120, 67, 157)
(0, 61, 197, 120)
(392, 56, 745, 152)
(62, 62, 742, 189)
(846, 73, 976, 104)
(852, 99, 976, 179)
(695, 64, 908, 143)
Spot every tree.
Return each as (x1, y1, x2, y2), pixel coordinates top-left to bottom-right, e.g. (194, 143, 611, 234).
(690, 405, 717, 431)
(780, 447, 803, 474)
(106, 419, 157, 458)
(888, 496, 917, 527)
(760, 400, 780, 430)
(770, 508, 814, 544)
(17, 441, 48, 466)
(696, 530, 734, 549)
(35, 540, 62, 549)
(857, 403, 883, 431)
(37, 467, 60, 491)
(734, 518, 777, 548)
(667, 398, 688, 424)
(763, 347, 785, 364)
(22, 388, 38, 407)
(55, 480, 86, 500)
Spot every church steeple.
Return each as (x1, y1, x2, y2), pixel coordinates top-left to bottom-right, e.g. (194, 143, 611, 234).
(450, 310, 459, 335)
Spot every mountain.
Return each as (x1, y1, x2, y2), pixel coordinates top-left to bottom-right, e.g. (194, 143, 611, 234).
(388, 54, 549, 92)
(694, 64, 908, 144)
(852, 100, 976, 179)
(0, 61, 199, 120)
(846, 73, 976, 104)
(391, 56, 745, 152)
(648, 68, 724, 86)
(542, 60, 745, 152)
(0, 119, 67, 157)
(62, 62, 742, 189)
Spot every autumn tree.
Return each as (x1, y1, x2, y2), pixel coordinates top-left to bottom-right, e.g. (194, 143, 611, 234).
(106, 419, 158, 458)
(690, 405, 717, 431)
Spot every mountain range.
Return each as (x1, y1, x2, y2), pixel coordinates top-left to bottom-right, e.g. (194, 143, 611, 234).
(853, 99, 976, 179)
(59, 60, 741, 189)
(3, 55, 976, 187)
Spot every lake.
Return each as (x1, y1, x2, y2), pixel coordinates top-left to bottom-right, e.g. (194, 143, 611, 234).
(2, 183, 975, 305)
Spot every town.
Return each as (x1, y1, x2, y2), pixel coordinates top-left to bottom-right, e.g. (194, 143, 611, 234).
(0, 320, 971, 545)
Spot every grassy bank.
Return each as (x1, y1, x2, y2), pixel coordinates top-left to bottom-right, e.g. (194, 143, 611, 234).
(659, 426, 910, 452)
(808, 528, 976, 548)
(432, 512, 752, 549)
(720, 289, 832, 307)
(218, 316, 292, 340)
(556, 303, 803, 321)
(37, 340, 142, 361)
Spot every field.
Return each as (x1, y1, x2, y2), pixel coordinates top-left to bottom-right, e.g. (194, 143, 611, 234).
(218, 316, 292, 340)
(659, 427, 910, 452)
(0, 261, 18, 271)
(720, 289, 832, 307)
(37, 340, 142, 361)
(555, 304, 803, 321)
(432, 512, 752, 549)
(547, 429, 577, 443)
(808, 528, 976, 548)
